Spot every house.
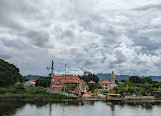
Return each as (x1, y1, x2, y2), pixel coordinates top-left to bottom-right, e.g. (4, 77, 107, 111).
(99, 79, 111, 90)
(88, 80, 96, 84)
(51, 75, 85, 93)
(24, 79, 36, 87)
(99, 71, 117, 91)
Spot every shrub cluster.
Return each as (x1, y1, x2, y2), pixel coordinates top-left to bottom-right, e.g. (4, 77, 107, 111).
(114, 77, 161, 98)
(0, 83, 70, 101)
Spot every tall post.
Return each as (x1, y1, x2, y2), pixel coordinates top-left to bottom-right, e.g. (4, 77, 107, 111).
(51, 60, 54, 87)
(111, 71, 115, 84)
(51, 60, 54, 77)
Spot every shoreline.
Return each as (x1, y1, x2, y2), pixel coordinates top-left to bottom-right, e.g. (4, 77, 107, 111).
(1, 97, 161, 102)
(79, 98, 161, 102)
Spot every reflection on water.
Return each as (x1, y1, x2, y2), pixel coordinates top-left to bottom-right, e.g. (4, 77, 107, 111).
(0, 100, 161, 116)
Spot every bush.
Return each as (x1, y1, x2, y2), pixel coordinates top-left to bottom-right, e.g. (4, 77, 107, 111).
(0, 83, 26, 94)
(64, 84, 77, 93)
(81, 92, 85, 96)
(13, 83, 26, 93)
(48, 93, 69, 100)
(27, 86, 46, 94)
(91, 94, 98, 97)
(36, 87, 46, 94)
(8, 86, 17, 93)
(0, 87, 8, 94)
(104, 91, 108, 93)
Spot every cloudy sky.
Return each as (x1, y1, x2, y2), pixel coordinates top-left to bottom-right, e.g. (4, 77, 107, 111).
(0, 0, 161, 76)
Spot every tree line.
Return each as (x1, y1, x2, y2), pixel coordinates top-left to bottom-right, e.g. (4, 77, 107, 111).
(114, 76, 161, 98)
(0, 59, 24, 87)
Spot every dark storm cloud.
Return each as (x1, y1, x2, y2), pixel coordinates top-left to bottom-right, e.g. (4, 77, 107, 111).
(1, 38, 29, 50)
(133, 36, 161, 51)
(133, 3, 161, 11)
(113, 50, 127, 64)
(26, 31, 50, 48)
(0, 0, 39, 30)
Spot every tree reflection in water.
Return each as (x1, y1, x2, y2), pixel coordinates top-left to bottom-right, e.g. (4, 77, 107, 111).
(0, 101, 26, 116)
(0, 101, 161, 116)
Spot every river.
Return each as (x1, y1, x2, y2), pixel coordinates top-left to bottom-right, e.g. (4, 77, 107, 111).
(0, 101, 161, 116)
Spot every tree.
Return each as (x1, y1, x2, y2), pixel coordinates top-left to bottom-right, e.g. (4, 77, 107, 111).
(80, 71, 99, 83)
(36, 77, 51, 87)
(142, 77, 153, 84)
(13, 83, 26, 93)
(129, 76, 142, 83)
(62, 84, 77, 93)
(0, 59, 24, 87)
(87, 83, 101, 93)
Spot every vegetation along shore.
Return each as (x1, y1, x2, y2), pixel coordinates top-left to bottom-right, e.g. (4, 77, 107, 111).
(0, 83, 74, 101)
(0, 59, 161, 101)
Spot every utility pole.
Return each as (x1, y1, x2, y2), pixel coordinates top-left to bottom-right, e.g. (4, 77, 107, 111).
(51, 60, 54, 87)
(51, 60, 54, 77)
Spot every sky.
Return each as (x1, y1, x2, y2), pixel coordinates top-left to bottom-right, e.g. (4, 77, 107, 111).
(0, 0, 161, 76)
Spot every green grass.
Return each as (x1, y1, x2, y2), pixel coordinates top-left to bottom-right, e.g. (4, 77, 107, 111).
(0, 93, 72, 101)
(0, 84, 73, 101)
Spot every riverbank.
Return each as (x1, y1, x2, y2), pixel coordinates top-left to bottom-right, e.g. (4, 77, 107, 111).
(80, 95, 161, 102)
(1, 92, 160, 102)
(0, 93, 75, 101)
(1, 94, 161, 102)
(0, 84, 75, 101)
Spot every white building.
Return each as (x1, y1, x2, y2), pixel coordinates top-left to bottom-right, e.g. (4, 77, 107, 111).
(24, 79, 36, 87)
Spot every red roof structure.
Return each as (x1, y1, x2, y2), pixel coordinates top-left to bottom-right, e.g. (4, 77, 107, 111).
(61, 79, 82, 83)
(88, 80, 96, 84)
(53, 75, 80, 80)
(99, 79, 111, 84)
(52, 75, 83, 89)
(31, 79, 36, 82)
(53, 85, 62, 88)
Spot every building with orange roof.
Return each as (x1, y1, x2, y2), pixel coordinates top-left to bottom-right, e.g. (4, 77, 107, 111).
(99, 79, 111, 90)
(88, 80, 96, 84)
(99, 71, 117, 91)
(51, 75, 85, 93)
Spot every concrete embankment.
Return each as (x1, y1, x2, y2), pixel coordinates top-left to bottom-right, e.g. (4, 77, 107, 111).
(80, 96, 161, 101)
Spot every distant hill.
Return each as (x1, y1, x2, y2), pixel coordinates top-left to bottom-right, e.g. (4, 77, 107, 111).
(24, 75, 41, 80)
(97, 73, 130, 82)
(143, 76, 161, 82)
(97, 73, 161, 82)
(24, 74, 161, 82)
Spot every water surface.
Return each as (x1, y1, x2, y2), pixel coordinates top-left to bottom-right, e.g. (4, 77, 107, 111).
(1, 101, 161, 116)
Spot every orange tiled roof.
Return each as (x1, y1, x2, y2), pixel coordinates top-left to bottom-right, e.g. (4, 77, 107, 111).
(53, 75, 80, 80)
(52, 75, 83, 84)
(99, 79, 111, 84)
(55, 82, 60, 85)
(54, 75, 79, 78)
(88, 80, 96, 84)
(61, 79, 82, 83)
(53, 85, 62, 88)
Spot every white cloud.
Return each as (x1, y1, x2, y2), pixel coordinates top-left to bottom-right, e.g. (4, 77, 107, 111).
(0, 0, 161, 76)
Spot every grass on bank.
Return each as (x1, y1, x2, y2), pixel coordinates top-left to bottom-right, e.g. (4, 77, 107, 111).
(0, 83, 73, 101)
